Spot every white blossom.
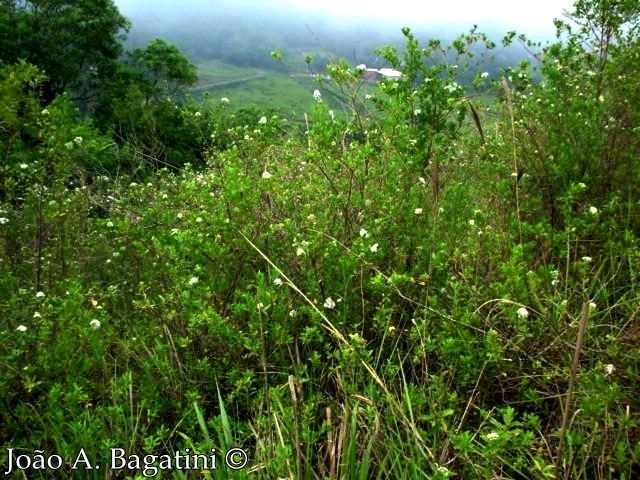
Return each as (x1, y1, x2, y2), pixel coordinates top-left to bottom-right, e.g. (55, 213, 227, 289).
(274, 277, 283, 286)
(296, 247, 305, 256)
(258, 116, 268, 125)
(189, 276, 199, 285)
(359, 228, 369, 238)
(20, 163, 28, 169)
(33, 311, 41, 318)
(323, 297, 336, 309)
(89, 319, 101, 330)
(370, 243, 379, 253)
(581, 256, 592, 263)
(481, 71, 489, 79)
(220, 97, 230, 104)
(313, 89, 322, 101)
(517, 307, 529, 318)
(605, 364, 615, 376)
(73, 136, 83, 146)
(0, 217, 8, 225)
(36, 291, 45, 298)
(16, 325, 28, 332)
(261, 170, 272, 179)
(588, 206, 598, 214)
(414, 208, 423, 215)
(486, 432, 499, 441)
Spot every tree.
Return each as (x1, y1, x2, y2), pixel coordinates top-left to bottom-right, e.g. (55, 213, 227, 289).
(128, 38, 198, 104)
(0, 0, 129, 102)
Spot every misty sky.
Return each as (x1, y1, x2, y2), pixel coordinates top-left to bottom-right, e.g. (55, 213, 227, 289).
(287, 0, 574, 31)
(116, 0, 576, 35)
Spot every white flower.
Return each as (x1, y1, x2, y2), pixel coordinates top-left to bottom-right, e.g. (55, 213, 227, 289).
(605, 364, 615, 376)
(261, 170, 272, 179)
(413, 108, 422, 116)
(89, 319, 101, 330)
(194, 111, 201, 117)
(33, 311, 41, 318)
(257, 302, 264, 312)
(289, 309, 297, 317)
(0, 217, 8, 225)
(36, 291, 45, 298)
(414, 208, 423, 215)
(444, 82, 460, 93)
(589, 301, 597, 310)
(313, 89, 322, 101)
(517, 307, 529, 318)
(16, 325, 28, 332)
(296, 247, 305, 257)
(20, 163, 28, 169)
(370, 243, 379, 253)
(177, 212, 184, 219)
(274, 277, 283, 286)
(106, 221, 114, 228)
(581, 256, 592, 263)
(481, 71, 489, 79)
(468, 219, 475, 226)
(365, 94, 373, 100)
(418, 177, 426, 185)
(359, 228, 369, 238)
(258, 115, 268, 125)
(324, 297, 336, 309)
(220, 97, 230, 104)
(189, 276, 199, 285)
(486, 432, 499, 441)
(73, 136, 83, 146)
(41, 108, 50, 116)
(588, 206, 598, 214)
(195, 217, 203, 223)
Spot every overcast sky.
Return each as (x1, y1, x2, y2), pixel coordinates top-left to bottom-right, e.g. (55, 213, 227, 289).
(286, 0, 575, 32)
(117, 0, 576, 35)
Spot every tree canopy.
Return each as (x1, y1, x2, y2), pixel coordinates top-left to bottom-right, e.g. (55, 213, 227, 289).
(0, 0, 129, 101)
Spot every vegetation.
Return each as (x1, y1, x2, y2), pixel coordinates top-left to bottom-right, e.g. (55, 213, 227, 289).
(1, 0, 639, 479)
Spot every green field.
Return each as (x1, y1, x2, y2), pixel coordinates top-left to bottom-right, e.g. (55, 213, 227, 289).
(192, 59, 358, 119)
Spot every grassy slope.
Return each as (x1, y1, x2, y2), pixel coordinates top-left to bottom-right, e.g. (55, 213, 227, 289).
(191, 59, 351, 118)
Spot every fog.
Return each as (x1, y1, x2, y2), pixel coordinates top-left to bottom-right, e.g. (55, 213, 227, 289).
(113, 0, 574, 72)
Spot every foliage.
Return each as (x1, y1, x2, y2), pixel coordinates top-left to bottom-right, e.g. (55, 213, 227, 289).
(1, 1, 640, 479)
(0, 0, 129, 101)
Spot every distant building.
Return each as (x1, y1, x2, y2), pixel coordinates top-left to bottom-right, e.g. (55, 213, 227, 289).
(357, 64, 403, 81)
